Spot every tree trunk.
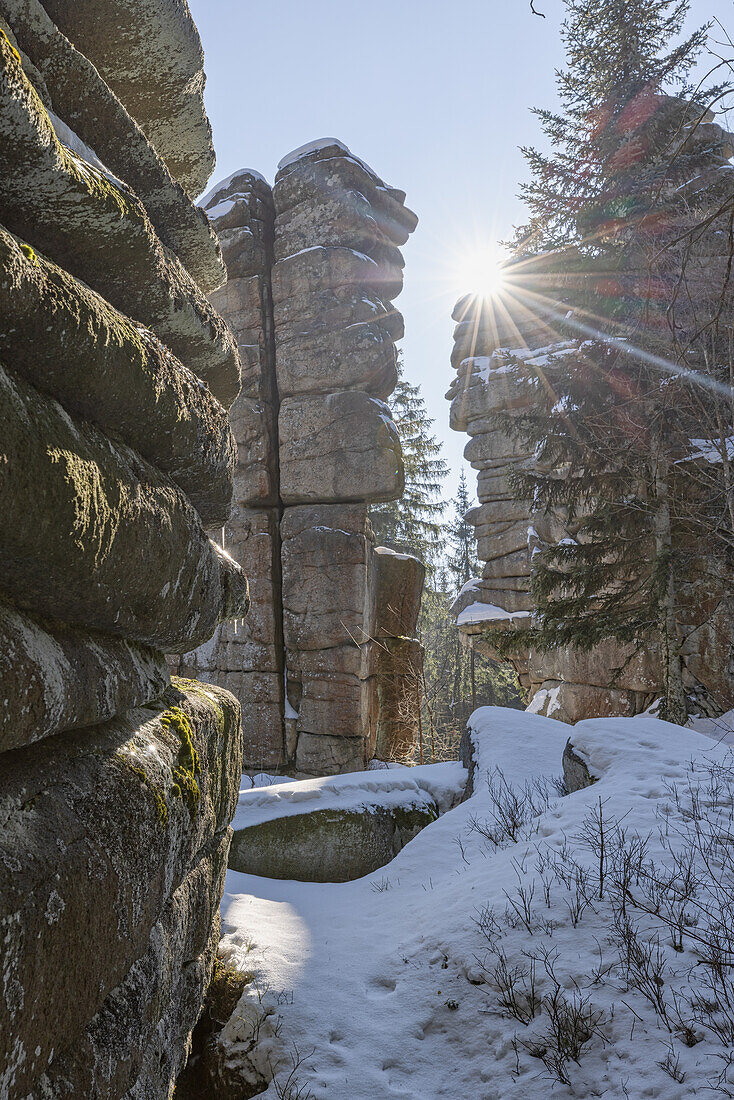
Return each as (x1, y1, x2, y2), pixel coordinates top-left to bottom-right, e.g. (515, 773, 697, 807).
(654, 451, 687, 725)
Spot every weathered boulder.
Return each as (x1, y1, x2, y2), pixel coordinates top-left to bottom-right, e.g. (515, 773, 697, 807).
(0, 227, 235, 526)
(279, 391, 404, 505)
(0, 363, 248, 651)
(0, 597, 169, 753)
(528, 680, 646, 723)
(0, 34, 239, 405)
(42, 0, 215, 196)
(0, 680, 242, 1099)
(228, 764, 463, 880)
(230, 803, 435, 882)
(562, 737, 597, 793)
(0, 0, 224, 290)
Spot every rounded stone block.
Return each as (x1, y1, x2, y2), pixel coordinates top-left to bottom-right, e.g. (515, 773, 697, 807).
(0, 363, 249, 651)
(229, 803, 435, 882)
(279, 391, 404, 505)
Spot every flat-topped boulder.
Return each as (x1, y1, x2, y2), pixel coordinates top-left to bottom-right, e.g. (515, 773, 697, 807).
(228, 762, 464, 880)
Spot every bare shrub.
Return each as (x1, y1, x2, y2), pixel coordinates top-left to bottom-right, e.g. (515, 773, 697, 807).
(468, 769, 562, 850)
(520, 983, 606, 1086)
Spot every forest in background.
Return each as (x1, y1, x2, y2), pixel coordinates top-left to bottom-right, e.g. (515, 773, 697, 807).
(370, 360, 523, 762)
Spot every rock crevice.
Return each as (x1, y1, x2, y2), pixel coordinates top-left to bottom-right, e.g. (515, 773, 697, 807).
(181, 141, 425, 775)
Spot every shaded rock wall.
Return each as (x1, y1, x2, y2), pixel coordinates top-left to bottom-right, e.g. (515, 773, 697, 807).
(181, 141, 424, 775)
(0, 4, 246, 1096)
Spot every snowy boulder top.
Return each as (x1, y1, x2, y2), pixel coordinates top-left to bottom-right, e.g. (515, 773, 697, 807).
(277, 137, 353, 172)
(566, 712, 728, 788)
(199, 167, 271, 220)
(275, 137, 409, 206)
(276, 137, 384, 184)
(232, 761, 467, 832)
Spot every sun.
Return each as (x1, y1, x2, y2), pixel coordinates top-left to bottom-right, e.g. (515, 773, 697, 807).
(457, 247, 508, 300)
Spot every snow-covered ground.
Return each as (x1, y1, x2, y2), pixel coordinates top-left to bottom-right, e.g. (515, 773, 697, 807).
(219, 708, 734, 1097)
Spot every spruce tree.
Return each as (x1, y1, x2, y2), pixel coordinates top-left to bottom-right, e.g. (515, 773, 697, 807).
(370, 356, 449, 568)
(447, 468, 480, 589)
(503, 0, 733, 723)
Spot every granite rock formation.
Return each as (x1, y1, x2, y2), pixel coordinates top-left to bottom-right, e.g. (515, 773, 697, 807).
(179, 140, 424, 775)
(447, 100, 734, 723)
(0, 5, 247, 1096)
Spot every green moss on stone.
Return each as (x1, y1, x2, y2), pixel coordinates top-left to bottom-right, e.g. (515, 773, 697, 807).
(19, 242, 39, 266)
(161, 705, 201, 820)
(0, 26, 22, 67)
(172, 676, 226, 736)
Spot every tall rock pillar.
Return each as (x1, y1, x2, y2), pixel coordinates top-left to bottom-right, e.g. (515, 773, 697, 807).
(183, 140, 420, 776)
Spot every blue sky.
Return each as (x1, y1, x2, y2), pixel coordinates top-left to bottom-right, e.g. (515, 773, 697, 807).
(189, 0, 733, 503)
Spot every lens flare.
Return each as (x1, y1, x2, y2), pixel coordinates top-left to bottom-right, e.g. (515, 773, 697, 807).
(456, 247, 507, 300)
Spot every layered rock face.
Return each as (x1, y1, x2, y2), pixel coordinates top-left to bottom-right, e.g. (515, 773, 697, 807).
(446, 287, 728, 721)
(180, 140, 424, 775)
(0, 6, 247, 1096)
(447, 99, 734, 723)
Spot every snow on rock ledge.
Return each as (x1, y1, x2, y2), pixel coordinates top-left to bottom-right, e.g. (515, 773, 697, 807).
(228, 762, 467, 882)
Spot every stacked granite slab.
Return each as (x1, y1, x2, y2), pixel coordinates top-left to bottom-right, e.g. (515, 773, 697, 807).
(274, 140, 418, 775)
(182, 140, 422, 775)
(446, 290, 662, 715)
(0, 4, 248, 1096)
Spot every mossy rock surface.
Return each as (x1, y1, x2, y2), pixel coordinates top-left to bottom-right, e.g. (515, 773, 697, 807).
(0, 679, 242, 1098)
(229, 802, 438, 883)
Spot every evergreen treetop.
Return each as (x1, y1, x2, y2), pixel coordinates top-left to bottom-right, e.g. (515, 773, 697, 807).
(370, 356, 449, 569)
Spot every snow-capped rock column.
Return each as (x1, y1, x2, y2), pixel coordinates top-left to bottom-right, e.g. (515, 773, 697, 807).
(178, 170, 288, 772)
(273, 139, 418, 774)
(446, 292, 553, 693)
(446, 291, 663, 716)
(446, 281, 689, 722)
(179, 143, 419, 776)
